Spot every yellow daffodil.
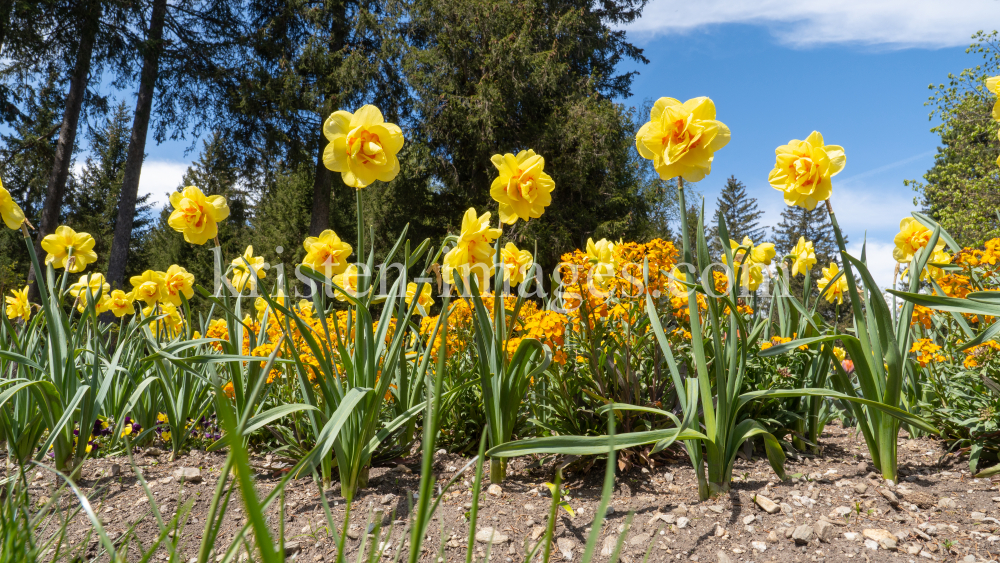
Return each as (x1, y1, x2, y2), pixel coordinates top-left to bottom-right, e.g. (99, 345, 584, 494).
(322, 105, 404, 189)
(892, 217, 945, 263)
(635, 96, 731, 182)
(0, 181, 25, 230)
(41, 225, 97, 273)
(789, 237, 817, 277)
(161, 265, 195, 305)
(443, 208, 502, 290)
(987, 76, 1000, 120)
(69, 273, 111, 312)
(5, 286, 30, 322)
(405, 282, 434, 316)
(723, 237, 771, 291)
(297, 299, 314, 316)
(768, 131, 845, 210)
(231, 246, 266, 292)
(500, 242, 534, 285)
(332, 265, 364, 302)
(167, 186, 230, 245)
(833, 346, 846, 363)
(151, 302, 184, 336)
(302, 230, 352, 278)
(130, 270, 165, 305)
(254, 289, 286, 321)
(817, 262, 848, 304)
(489, 150, 555, 224)
(586, 238, 618, 290)
(107, 289, 135, 317)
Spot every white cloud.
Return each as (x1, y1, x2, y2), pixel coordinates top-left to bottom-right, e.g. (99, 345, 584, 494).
(628, 0, 1000, 48)
(138, 160, 187, 208)
(847, 240, 899, 291)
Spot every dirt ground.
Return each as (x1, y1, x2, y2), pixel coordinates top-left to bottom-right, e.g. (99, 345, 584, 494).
(10, 421, 1000, 563)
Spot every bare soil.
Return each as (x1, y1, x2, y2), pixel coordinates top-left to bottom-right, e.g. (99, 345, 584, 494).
(11, 421, 1000, 563)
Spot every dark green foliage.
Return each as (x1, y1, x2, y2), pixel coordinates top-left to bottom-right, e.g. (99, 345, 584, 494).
(708, 176, 765, 252)
(398, 0, 651, 268)
(911, 31, 1000, 247)
(0, 68, 64, 295)
(65, 101, 155, 276)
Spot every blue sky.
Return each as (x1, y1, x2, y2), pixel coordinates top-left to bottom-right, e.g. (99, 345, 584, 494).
(128, 0, 998, 286)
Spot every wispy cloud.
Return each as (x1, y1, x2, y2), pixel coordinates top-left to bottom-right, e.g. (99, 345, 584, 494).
(628, 0, 1000, 48)
(138, 160, 187, 208)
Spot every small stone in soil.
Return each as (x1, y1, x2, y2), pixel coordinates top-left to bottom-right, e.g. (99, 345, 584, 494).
(677, 517, 690, 529)
(792, 525, 813, 544)
(173, 468, 202, 484)
(752, 541, 767, 552)
(487, 484, 502, 497)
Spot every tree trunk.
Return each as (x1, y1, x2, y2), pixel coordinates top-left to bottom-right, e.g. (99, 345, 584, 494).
(308, 133, 333, 236)
(27, 0, 100, 297)
(105, 0, 168, 289)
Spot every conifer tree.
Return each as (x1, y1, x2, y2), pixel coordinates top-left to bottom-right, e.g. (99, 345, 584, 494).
(708, 176, 766, 252)
(65, 101, 155, 276)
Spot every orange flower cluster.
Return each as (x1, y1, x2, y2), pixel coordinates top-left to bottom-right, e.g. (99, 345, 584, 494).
(955, 238, 1000, 272)
(909, 338, 946, 367)
(963, 341, 1000, 368)
(506, 310, 569, 365)
(911, 305, 934, 330)
(609, 239, 680, 298)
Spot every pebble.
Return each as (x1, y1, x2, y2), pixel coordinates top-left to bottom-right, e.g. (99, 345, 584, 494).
(751, 541, 767, 552)
(972, 511, 987, 520)
(475, 527, 509, 544)
(938, 497, 957, 509)
(600, 536, 616, 556)
(677, 517, 690, 529)
(792, 525, 813, 544)
(853, 483, 867, 494)
(766, 531, 779, 543)
(487, 484, 502, 497)
(864, 539, 879, 550)
(815, 520, 835, 542)
(173, 467, 202, 484)
(754, 495, 780, 514)
(380, 494, 395, 505)
(742, 515, 757, 525)
(844, 532, 861, 541)
(630, 533, 651, 546)
(556, 537, 575, 560)
(708, 505, 724, 513)
(524, 503, 535, 511)
(862, 529, 897, 550)
(716, 551, 733, 563)
(780, 502, 794, 514)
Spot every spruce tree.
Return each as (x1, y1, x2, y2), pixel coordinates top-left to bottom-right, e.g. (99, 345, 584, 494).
(708, 176, 766, 252)
(65, 101, 155, 276)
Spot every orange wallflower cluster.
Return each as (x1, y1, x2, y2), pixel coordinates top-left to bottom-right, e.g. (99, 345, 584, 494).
(937, 274, 972, 299)
(911, 305, 934, 330)
(608, 239, 679, 298)
(955, 238, 1000, 273)
(909, 338, 946, 367)
(963, 341, 1000, 368)
(760, 336, 792, 351)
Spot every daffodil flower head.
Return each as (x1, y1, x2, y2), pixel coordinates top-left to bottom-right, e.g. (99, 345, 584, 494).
(635, 96, 731, 182)
(768, 131, 845, 211)
(107, 289, 135, 318)
(500, 242, 534, 285)
(332, 264, 367, 302)
(167, 186, 230, 245)
(987, 76, 1000, 121)
(41, 225, 97, 273)
(405, 282, 435, 316)
(231, 246, 266, 292)
(5, 286, 30, 322)
(490, 150, 555, 224)
(161, 265, 195, 305)
(817, 262, 848, 304)
(302, 230, 353, 278)
(442, 208, 501, 291)
(322, 105, 404, 189)
(130, 270, 165, 305)
(0, 181, 25, 230)
(789, 237, 817, 277)
(892, 217, 945, 264)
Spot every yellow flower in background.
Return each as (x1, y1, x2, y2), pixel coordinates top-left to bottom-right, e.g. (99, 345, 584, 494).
(107, 289, 135, 317)
(908, 248, 952, 282)
(152, 302, 184, 335)
(332, 264, 364, 302)
(302, 229, 352, 278)
(231, 246, 266, 292)
(500, 242, 534, 285)
(751, 242, 776, 266)
(297, 299, 314, 316)
(768, 131, 845, 210)
(69, 273, 110, 300)
(987, 76, 1000, 121)
(322, 105, 403, 189)
(490, 150, 555, 224)
(789, 237, 817, 277)
(443, 208, 501, 289)
(254, 289, 286, 321)
(893, 217, 945, 263)
(635, 97, 731, 182)
(5, 286, 30, 322)
(161, 265, 195, 305)
(41, 226, 97, 273)
(405, 282, 434, 316)
(130, 270, 165, 305)
(0, 181, 25, 230)
(742, 263, 764, 291)
(817, 262, 848, 304)
(833, 346, 846, 363)
(586, 238, 618, 290)
(167, 186, 230, 245)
